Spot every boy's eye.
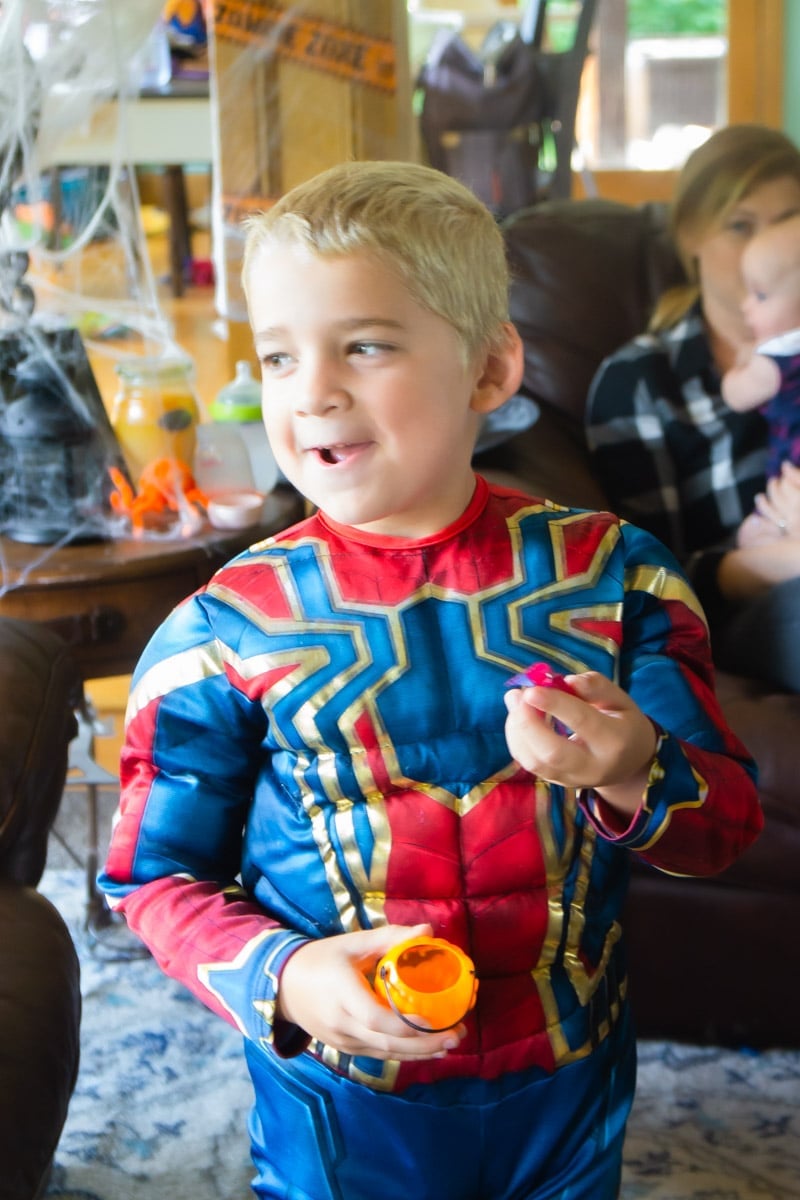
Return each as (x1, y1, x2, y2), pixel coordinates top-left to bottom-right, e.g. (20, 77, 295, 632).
(262, 351, 292, 370)
(349, 340, 393, 357)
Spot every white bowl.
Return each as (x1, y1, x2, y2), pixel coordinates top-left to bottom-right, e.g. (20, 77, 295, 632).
(207, 489, 266, 530)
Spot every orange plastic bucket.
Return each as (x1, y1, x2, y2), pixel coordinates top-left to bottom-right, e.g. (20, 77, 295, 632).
(374, 936, 477, 1031)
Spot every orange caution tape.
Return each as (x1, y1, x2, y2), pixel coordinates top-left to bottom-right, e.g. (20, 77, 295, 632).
(212, 0, 397, 93)
(221, 194, 277, 227)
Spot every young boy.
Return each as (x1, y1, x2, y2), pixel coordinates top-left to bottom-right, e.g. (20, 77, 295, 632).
(723, 213, 800, 545)
(99, 161, 761, 1199)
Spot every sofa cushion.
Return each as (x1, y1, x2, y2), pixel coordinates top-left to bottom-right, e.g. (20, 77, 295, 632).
(503, 197, 684, 425)
(478, 198, 687, 512)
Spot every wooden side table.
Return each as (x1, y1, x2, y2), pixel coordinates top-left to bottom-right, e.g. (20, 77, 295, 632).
(0, 487, 303, 945)
(0, 487, 303, 681)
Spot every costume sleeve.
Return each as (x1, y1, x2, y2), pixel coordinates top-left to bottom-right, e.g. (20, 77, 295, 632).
(97, 592, 312, 1055)
(585, 340, 688, 556)
(579, 521, 762, 876)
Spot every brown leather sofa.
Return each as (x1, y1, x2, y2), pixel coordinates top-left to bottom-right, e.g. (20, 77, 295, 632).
(0, 618, 83, 1200)
(476, 197, 800, 1049)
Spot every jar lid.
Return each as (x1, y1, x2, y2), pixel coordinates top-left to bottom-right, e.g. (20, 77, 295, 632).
(115, 356, 194, 383)
(210, 360, 262, 422)
(209, 399, 263, 422)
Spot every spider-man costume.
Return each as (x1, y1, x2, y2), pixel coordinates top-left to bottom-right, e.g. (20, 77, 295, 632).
(99, 478, 760, 1199)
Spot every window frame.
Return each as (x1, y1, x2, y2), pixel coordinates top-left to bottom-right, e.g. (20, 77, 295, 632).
(576, 0, 784, 205)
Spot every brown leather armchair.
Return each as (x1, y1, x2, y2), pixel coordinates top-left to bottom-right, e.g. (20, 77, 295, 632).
(0, 618, 83, 1199)
(475, 197, 800, 1048)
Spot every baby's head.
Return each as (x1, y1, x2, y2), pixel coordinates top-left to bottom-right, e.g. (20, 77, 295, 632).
(742, 213, 800, 341)
(242, 160, 511, 361)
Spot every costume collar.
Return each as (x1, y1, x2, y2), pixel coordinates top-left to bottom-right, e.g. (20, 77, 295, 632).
(318, 474, 489, 550)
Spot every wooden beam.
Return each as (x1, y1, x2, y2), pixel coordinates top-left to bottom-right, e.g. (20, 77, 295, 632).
(574, 168, 678, 206)
(727, 0, 783, 127)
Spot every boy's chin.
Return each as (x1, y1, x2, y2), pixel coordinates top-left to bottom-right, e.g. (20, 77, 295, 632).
(316, 498, 392, 531)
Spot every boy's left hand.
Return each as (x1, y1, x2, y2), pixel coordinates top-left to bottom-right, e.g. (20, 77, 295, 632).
(504, 671, 658, 817)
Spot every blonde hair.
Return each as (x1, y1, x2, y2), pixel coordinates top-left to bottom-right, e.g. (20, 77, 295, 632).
(650, 124, 800, 332)
(241, 160, 511, 359)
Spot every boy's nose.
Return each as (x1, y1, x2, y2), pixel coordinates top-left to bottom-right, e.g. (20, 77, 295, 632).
(296, 358, 348, 415)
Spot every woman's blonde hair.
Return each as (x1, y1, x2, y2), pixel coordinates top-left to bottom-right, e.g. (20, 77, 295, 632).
(651, 124, 800, 332)
(241, 160, 511, 359)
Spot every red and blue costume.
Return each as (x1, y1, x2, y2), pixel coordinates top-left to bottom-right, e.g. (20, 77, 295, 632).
(99, 478, 761, 1198)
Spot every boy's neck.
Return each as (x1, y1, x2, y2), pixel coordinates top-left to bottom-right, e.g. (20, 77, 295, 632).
(317, 476, 489, 547)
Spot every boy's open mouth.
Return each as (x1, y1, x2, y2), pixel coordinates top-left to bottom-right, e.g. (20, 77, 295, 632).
(314, 442, 368, 465)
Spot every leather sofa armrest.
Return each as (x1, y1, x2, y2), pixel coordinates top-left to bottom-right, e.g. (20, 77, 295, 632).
(0, 881, 81, 1200)
(0, 619, 83, 887)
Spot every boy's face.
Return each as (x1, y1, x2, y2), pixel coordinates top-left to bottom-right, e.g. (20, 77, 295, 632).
(247, 243, 503, 538)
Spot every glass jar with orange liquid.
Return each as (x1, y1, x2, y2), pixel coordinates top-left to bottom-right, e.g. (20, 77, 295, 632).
(111, 358, 200, 483)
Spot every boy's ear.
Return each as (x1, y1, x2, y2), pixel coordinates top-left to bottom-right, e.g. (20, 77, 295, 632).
(470, 323, 525, 414)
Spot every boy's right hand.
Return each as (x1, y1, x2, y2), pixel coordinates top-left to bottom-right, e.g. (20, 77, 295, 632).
(276, 923, 467, 1061)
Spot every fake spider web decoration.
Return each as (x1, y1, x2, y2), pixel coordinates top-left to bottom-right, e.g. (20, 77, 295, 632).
(2, 0, 183, 352)
(0, 0, 203, 579)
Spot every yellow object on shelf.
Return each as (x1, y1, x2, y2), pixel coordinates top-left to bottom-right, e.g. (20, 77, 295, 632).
(111, 358, 200, 482)
(140, 204, 170, 238)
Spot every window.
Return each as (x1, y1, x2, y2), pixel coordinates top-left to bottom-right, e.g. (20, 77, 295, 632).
(409, 0, 785, 204)
(582, 0, 727, 170)
(577, 0, 784, 202)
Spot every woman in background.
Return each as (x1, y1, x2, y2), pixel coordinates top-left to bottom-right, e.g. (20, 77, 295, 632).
(586, 124, 800, 692)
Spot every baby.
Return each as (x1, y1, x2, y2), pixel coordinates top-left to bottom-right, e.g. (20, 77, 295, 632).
(722, 213, 800, 544)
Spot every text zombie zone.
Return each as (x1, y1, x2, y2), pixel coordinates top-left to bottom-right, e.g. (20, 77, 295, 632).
(221, 10, 375, 76)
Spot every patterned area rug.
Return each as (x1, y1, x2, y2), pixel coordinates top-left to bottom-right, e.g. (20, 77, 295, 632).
(41, 869, 800, 1200)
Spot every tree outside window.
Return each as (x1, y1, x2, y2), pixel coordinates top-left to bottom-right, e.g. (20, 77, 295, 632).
(627, 0, 725, 38)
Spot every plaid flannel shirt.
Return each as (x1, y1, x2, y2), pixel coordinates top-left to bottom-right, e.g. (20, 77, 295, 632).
(585, 304, 769, 589)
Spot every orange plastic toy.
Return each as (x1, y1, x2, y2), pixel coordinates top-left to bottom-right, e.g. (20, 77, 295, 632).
(108, 457, 208, 535)
(374, 936, 478, 1032)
